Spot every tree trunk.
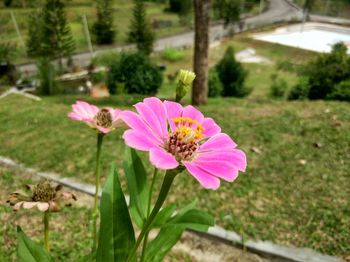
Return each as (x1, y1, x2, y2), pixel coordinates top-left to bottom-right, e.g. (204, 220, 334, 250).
(192, 0, 211, 105)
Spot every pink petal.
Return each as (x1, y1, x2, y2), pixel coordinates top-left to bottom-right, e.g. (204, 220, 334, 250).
(196, 149, 247, 172)
(121, 111, 163, 144)
(96, 126, 111, 134)
(72, 103, 96, 120)
(14, 201, 24, 211)
(199, 133, 237, 152)
(164, 101, 183, 132)
(76, 101, 99, 117)
(22, 202, 38, 209)
(134, 102, 166, 140)
(190, 159, 239, 182)
(123, 130, 161, 151)
(143, 97, 168, 138)
(183, 162, 220, 190)
(182, 105, 204, 123)
(149, 147, 179, 170)
(68, 112, 84, 121)
(37, 202, 50, 212)
(201, 117, 221, 137)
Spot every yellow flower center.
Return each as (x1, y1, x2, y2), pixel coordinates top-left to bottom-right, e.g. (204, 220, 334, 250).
(165, 117, 205, 161)
(173, 117, 204, 142)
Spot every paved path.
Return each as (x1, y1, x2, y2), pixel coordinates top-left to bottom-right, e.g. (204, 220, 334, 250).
(18, 0, 302, 76)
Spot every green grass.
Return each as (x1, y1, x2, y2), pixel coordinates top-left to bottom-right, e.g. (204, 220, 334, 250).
(0, 36, 349, 259)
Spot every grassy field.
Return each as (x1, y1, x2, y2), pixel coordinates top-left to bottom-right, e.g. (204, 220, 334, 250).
(0, 36, 350, 259)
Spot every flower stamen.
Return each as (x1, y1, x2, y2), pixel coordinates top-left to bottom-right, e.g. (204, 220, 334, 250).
(95, 108, 113, 128)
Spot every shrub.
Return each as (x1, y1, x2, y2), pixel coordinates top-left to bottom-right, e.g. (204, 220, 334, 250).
(92, 51, 120, 67)
(327, 80, 350, 101)
(303, 42, 350, 100)
(107, 52, 163, 95)
(161, 47, 185, 62)
(208, 68, 223, 97)
(216, 46, 250, 97)
(269, 74, 287, 98)
(37, 58, 59, 95)
(128, 0, 155, 55)
(288, 77, 310, 100)
(92, 0, 115, 44)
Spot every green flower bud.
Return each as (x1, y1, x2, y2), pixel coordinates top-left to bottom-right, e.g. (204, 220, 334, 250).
(176, 69, 196, 102)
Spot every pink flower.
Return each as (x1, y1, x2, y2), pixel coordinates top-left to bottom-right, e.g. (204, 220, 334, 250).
(121, 97, 247, 190)
(68, 101, 123, 134)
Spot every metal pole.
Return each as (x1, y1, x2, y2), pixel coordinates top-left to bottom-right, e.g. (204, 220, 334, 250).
(10, 11, 25, 47)
(82, 14, 94, 59)
(260, 0, 264, 14)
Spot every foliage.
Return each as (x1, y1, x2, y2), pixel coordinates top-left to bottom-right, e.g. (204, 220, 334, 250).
(287, 77, 310, 100)
(92, 0, 116, 45)
(168, 0, 192, 14)
(26, 10, 45, 58)
(0, 42, 15, 63)
(107, 52, 163, 95)
(128, 0, 155, 55)
(208, 68, 223, 97)
(213, 0, 240, 27)
(269, 74, 287, 98)
(17, 227, 53, 262)
(3, 0, 12, 7)
(303, 42, 350, 100)
(36, 58, 59, 95)
(216, 46, 250, 97)
(27, 0, 75, 67)
(92, 51, 120, 67)
(161, 47, 185, 62)
(327, 80, 350, 101)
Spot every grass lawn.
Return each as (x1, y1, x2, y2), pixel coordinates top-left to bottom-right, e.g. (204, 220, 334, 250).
(0, 36, 349, 259)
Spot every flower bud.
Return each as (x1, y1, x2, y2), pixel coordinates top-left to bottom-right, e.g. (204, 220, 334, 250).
(176, 69, 196, 102)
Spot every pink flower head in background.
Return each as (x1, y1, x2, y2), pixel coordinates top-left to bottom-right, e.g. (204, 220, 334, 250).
(68, 101, 123, 134)
(121, 97, 247, 190)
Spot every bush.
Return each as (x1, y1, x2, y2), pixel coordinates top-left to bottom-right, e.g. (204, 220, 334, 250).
(327, 80, 350, 101)
(216, 46, 250, 97)
(303, 42, 350, 100)
(92, 0, 115, 44)
(161, 47, 185, 62)
(269, 74, 287, 98)
(208, 68, 223, 97)
(92, 51, 120, 67)
(37, 58, 59, 95)
(288, 77, 310, 100)
(107, 52, 163, 95)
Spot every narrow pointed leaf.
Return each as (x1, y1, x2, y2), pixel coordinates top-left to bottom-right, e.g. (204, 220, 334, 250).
(17, 226, 53, 262)
(144, 225, 184, 262)
(96, 165, 135, 262)
(123, 147, 150, 228)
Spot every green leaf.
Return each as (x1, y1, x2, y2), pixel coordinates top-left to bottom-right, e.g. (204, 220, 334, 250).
(144, 225, 185, 262)
(144, 203, 214, 262)
(151, 204, 177, 228)
(17, 226, 53, 262)
(96, 165, 135, 262)
(123, 147, 150, 228)
(170, 209, 214, 232)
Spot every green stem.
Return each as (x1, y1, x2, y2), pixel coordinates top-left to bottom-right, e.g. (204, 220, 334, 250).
(140, 168, 158, 262)
(92, 133, 104, 252)
(43, 211, 49, 252)
(126, 168, 181, 262)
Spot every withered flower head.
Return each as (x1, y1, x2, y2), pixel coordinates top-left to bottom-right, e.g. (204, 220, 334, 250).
(7, 180, 77, 212)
